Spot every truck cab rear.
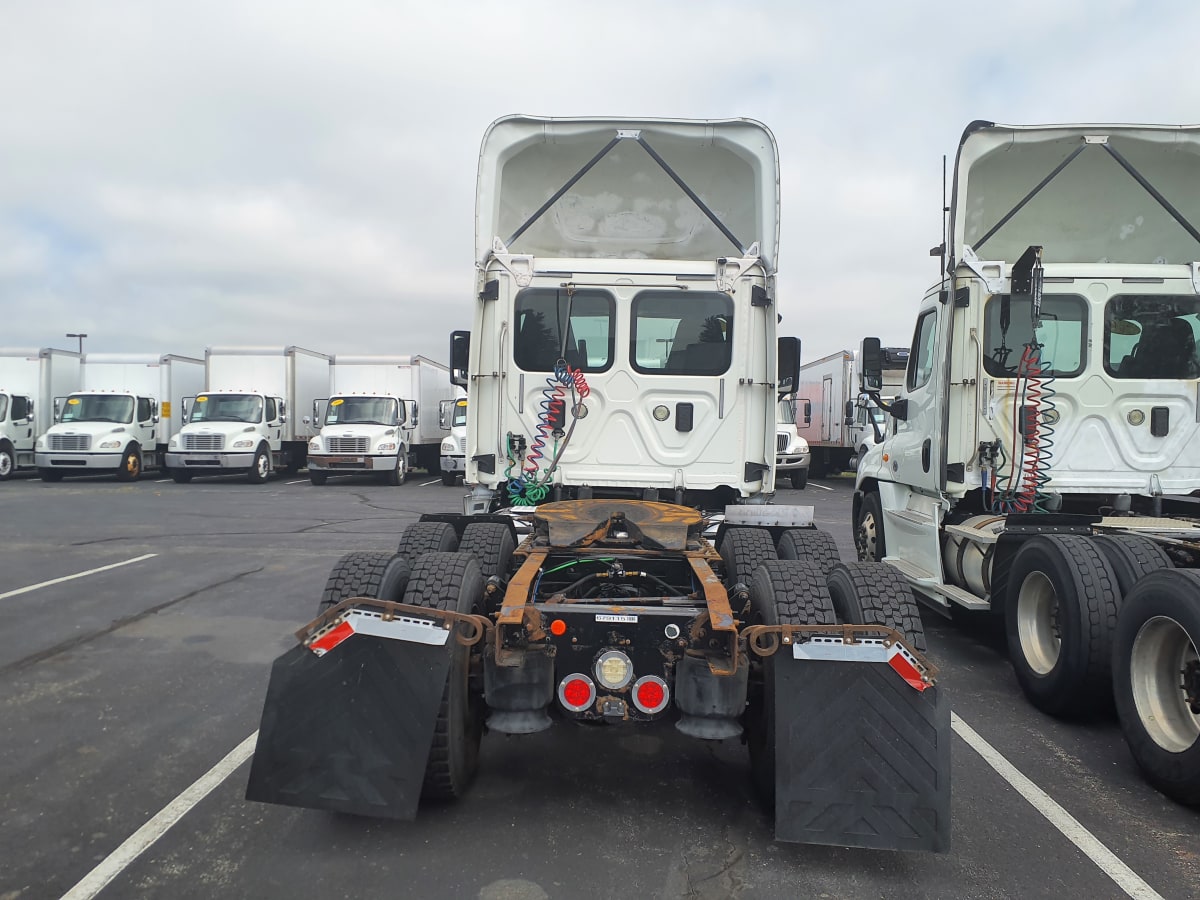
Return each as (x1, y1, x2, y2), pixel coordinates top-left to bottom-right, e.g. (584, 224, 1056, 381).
(247, 117, 950, 851)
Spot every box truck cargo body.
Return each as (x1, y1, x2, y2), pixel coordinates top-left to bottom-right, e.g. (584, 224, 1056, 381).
(0, 348, 82, 479)
(307, 355, 453, 485)
(34, 353, 204, 481)
(165, 346, 330, 483)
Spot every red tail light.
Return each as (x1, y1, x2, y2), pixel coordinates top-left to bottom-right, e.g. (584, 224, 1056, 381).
(558, 674, 596, 712)
(632, 675, 669, 714)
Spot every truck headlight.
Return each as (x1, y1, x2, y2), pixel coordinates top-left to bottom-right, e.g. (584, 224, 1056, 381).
(376, 441, 397, 453)
(441, 438, 456, 453)
(232, 439, 254, 449)
(99, 439, 122, 449)
(169, 435, 179, 448)
(794, 437, 809, 453)
(36, 436, 47, 449)
(309, 439, 321, 451)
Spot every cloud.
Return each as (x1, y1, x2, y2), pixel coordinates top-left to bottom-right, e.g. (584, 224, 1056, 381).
(0, 0, 1197, 361)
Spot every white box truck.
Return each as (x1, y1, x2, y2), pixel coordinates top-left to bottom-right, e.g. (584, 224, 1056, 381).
(34, 353, 204, 481)
(307, 355, 454, 485)
(165, 346, 330, 483)
(0, 348, 82, 480)
(436, 393, 468, 486)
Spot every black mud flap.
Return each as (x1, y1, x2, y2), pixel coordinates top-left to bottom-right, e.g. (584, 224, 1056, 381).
(245, 622, 453, 819)
(773, 653, 951, 852)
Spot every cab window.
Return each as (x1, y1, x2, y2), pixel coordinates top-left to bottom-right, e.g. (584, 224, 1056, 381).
(632, 291, 733, 375)
(514, 288, 613, 373)
(908, 310, 938, 390)
(982, 294, 1086, 378)
(1105, 295, 1200, 379)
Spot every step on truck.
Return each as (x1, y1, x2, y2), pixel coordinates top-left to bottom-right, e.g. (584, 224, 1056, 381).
(0, 347, 81, 480)
(307, 355, 454, 486)
(854, 120, 1200, 805)
(246, 116, 951, 851)
(165, 345, 330, 483)
(35, 353, 204, 481)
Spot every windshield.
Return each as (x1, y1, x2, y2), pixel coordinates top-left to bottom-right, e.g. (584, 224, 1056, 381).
(61, 394, 134, 424)
(1105, 295, 1200, 379)
(325, 396, 400, 426)
(451, 402, 467, 428)
(776, 399, 796, 425)
(0, 395, 7, 421)
(188, 393, 263, 424)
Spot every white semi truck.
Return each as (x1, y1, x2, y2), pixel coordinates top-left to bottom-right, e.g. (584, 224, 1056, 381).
(437, 395, 468, 486)
(165, 346, 330, 483)
(307, 355, 454, 486)
(855, 121, 1200, 804)
(0, 348, 81, 480)
(34, 353, 204, 481)
(247, 116, 952, 853)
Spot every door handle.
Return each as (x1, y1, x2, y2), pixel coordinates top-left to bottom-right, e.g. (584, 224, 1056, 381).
(922, 438, 931, 473)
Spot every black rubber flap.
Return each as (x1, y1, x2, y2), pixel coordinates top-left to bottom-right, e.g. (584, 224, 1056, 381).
(245, 633, 452, 819)
(773, 657, 951, 851)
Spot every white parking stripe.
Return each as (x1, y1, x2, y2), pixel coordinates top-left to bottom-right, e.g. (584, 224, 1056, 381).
(285, 479, 307, 485)
(807, 482, 834, 492)
(0, 553, 158, 600)
(952, 713, 1163, 900)
(420, 479, 440, 486)
(61, 732, 258, 900)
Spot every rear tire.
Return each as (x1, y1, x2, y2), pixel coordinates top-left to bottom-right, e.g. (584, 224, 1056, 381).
(397, 521, 459, 564)
(789, 470, 807, 490)
(720, 527, 777, 587)
(1005, 534, 1119, 716)
(776, 528, 840, 576)
(826, 561, 927, 652)
(171, 469, 192, 484)
(854, 491, 885, 562)
(1113, 569, 1200, 805)
(308, 471, 328, 485)
(39, 468, 63, 483)
(1093, 534, 1173, 598)
(745, 560, 836, 807)
(458, 522, 516, 580)
(403, 551, 485, 801)
(441, 470, 457, 487)
(316, 551, 412, 617)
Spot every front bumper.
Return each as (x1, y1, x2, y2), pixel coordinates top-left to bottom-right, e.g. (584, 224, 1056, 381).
(440, 455, 466, 473)
(776, 451, 811, 472)
(165, 451, 256, 470)
(308, 454, 396, 473)
(35, 452, 123, 471)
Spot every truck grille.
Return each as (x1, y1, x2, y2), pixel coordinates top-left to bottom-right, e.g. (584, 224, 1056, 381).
(776, 433, 789, 453)
(458, 437, 467, 453)
(327, 436, 369, 453)
(49, 434, 90, 451)
(183, 434, 225, 451)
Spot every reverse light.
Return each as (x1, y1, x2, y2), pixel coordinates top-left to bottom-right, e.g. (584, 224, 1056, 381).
(558, 674, 596, 712)
(631, 675, 670, 714)
(594, 650, 634, 690)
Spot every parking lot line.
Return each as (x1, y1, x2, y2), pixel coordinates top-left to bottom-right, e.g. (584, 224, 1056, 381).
(807, 482, 834, 491)
(61, 731, 259, 900)
(952, 712, 1163, 900)
(420, 478, 440, 486)
(0, 553, 157, 600)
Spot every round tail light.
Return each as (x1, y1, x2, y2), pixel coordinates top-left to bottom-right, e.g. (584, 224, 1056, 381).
(558, 674, 596, 712)
(632, 675, 669, 714)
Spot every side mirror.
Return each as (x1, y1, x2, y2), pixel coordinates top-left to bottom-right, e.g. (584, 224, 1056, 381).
(777, 336, 800, 397)
(450, 330, 470, 389)
(182, 397, 193, 420)
(53, 396, 65, 422)
(410, 401, 419, 428)
(439, 399, 453, 430)
(844, 399, 854, 426)
(279, 400, 288, 426)
(860, 337, 883, 393)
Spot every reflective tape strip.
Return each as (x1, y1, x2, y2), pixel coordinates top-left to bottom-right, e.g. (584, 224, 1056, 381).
(308, 609, 450, 656)
(791, 636, 929, 692)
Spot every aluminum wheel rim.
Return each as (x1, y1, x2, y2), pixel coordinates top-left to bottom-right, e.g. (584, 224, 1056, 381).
(1017, 571, 1060, 675)
(256, 454, 269, 478)
(1130, 615, 1200, 753)
(0, 452, 11, 477)
(858, 511, 879, 561)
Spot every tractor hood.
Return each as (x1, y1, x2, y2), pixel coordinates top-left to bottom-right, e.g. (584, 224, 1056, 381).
(951, 121, 1200, 266)
(476, 116, 779, 271)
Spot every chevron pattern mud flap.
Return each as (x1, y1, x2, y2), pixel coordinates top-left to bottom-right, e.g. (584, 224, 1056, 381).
(245, 613, 453, 820)
(773, 653, 951, 852)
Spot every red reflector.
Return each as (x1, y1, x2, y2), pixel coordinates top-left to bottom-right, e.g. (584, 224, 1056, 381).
(549, 618, 567, 636)
(636, 680, 665, 710)
(562, 678, 592, 708)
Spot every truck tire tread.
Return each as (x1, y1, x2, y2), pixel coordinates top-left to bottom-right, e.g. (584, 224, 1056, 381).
(776, 528, 841, 576)
(720, 527, 778, 586)
(826, 561, 927, 652)
(316, 550, 411, 617)
(397, 521, 460, 562)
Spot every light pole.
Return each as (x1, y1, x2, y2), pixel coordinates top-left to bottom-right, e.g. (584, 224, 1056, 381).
(66, 333, 87, 354)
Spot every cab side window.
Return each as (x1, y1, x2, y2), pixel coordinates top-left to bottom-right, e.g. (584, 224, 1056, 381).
(265, 398, 279, 422)
(907, 310, 937, 390)
(137, 397, 153, 422)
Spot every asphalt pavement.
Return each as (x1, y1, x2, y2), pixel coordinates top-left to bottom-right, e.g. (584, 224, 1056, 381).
(0, 470, 1196, 899)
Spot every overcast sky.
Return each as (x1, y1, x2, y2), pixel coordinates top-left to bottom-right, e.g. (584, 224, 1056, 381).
(2, 0, 1197, 365)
